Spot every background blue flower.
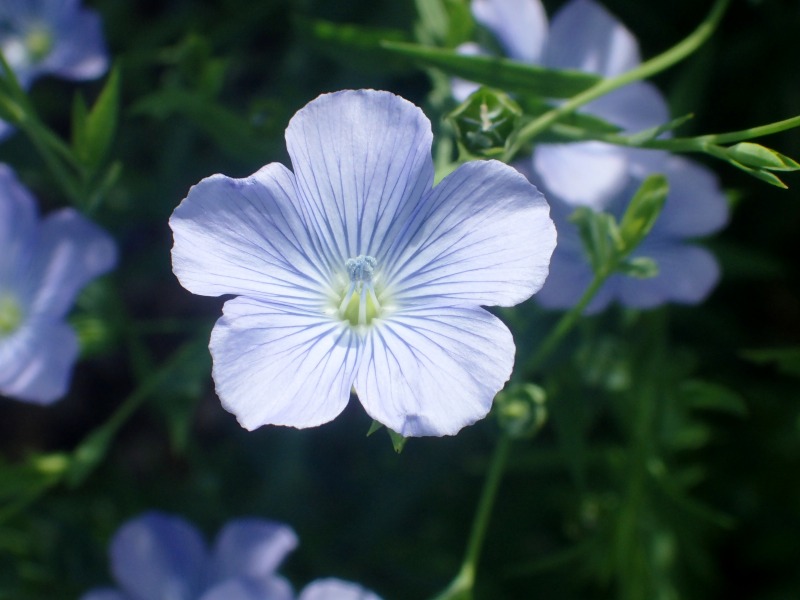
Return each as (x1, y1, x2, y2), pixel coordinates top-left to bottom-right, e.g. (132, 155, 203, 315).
(81, 512, 381, 600)
(0, 163, 116, 404)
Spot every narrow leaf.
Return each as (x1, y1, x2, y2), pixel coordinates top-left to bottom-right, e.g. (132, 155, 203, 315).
(380, 41, 600, 98)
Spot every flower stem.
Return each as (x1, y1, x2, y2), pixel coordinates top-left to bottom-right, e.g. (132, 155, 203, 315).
(528, 270, 607, 372)
(431, 433, 513, 600)
(503, 0, 730, 161)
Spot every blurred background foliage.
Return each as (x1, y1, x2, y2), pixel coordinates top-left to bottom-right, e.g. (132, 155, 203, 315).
(0, 0, 799, 598)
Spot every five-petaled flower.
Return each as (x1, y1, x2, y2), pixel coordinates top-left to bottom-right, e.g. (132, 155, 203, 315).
(80, 511, 382, 600)
(0, 0, 109, 137)
(0, 163, 116, 404)
(170, 89, 556, 437)
(457, 0, 729, 310)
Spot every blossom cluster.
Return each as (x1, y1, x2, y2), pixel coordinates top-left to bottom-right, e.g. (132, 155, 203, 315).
(459, 0, 729, 312)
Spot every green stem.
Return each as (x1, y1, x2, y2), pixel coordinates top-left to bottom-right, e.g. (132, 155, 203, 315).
(431, 434, 513, 600)
(550, 112, 800, 153)
(503, 0, 730, 160)
(528, 269, 608, 372)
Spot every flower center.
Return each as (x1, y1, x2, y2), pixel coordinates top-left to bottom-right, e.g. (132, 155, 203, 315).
(0, 294, 22, 337)
(337, 255, 383, 327)
(25, 26, 53, 62)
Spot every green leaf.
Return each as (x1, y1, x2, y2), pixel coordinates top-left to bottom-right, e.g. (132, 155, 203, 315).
(414, 0, 472, 47)
(70, 93, 89, 155)
(742, 347, 800, 378)
(380, 41, 600, 98)
(78, 65, 120, 169)
(625, 113, 695, 145)
(617, 175, 669, 252)
(298, 18, 412, 73)
(679, 380, 747, 416)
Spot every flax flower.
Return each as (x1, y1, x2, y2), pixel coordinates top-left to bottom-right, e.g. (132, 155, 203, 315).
(81, 512, 381, 600)
(0, 163, 116, 404)
(170, 90, 556, 437)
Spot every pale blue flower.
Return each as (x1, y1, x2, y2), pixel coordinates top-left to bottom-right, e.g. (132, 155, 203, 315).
(81, 511, 382, 600)
(459, 0, 729, 310)
(0, 163, 116, 404)
(170, 89, 556, 437)
(0, 0, 109, 137)
(534, 152, 729, 312)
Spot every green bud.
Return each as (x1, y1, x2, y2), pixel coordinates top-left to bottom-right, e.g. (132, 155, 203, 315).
(569, 208, 620, 273)
(618, 175, 669, 252)
(726, 142, 800, 172)
(495, 383, 547, 439)
(448, 87, 522, 158)
(617, 256, 659, 279)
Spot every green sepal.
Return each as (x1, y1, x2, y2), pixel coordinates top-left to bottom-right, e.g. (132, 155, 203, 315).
(367, 420, 408, 453)
(617, 174, 669, 252)
(448, 87, 522, 158)
(494, 383, 547, 439)
(726, 158, 788, 189)
(617, 256, 659, 279)
(725, 142, 800, 172)
(380, 41, 600, 98)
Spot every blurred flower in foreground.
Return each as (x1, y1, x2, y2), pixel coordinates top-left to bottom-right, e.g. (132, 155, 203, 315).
(81, 511, 382, 600)
(170, 89, 556, 437)
(0, 0, 109, 137)
(0, 163, 116, 404)
(459, 0, 729, 310)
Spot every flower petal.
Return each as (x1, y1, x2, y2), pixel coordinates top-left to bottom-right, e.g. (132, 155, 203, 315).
(618, 241, 721, 308)
(585, 82, 670, 134)
(199, 578, 294, 600)
(0, 164, 37, 285)
(451, 43, 484, 102)
(544, 0, 639, 77)
(285, 90, 434, 263)
(79, 590, 130, 600)
(637, 154, 729, 238)
(25, 208, 116, 318)
(210, 297, 360, 430)
(211, 519, 298, 581)
(41, 2, 109, 82)
(472, 0, 548, 63)
(534, 142, 630, 209)
(171, 164, 333, 306)
(354, 306, 515, 437)
(0, 317, 79, 405)
(385, 159, 556, 308)
(109, 512, 207, 600)
(533, 246, 616, 313)
(299, 578, 382, 600)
